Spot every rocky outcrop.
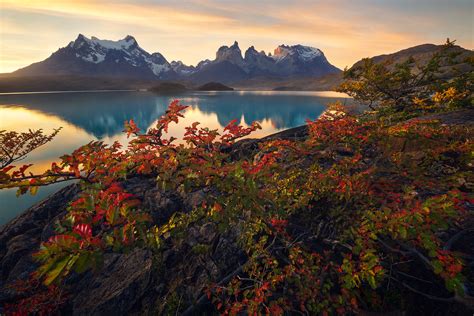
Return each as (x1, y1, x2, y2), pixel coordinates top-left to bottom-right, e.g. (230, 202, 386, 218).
(0, 184, 80, 283)
(72, 249, 153, 315)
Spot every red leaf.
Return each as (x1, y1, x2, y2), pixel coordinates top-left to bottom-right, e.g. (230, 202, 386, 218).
(1, 165, 15, 173)
(73, 223, 92, 240)
(107, 183, 123, 194)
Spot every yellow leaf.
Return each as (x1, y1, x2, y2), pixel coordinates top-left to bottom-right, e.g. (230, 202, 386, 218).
(30, 186, 38, 196)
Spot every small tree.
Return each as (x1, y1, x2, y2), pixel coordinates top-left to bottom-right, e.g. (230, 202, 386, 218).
(0, 128, 60, 169)
(338, 39, 472, 116)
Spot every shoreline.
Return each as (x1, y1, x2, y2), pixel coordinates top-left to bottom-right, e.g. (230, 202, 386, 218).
(0, 89, 350, 96)
(0, 89, 138, 96)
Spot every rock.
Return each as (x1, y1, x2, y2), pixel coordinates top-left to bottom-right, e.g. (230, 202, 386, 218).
(334, 146, 354, 157)
(72, 249, 153, 316)
(199, 223, 216, 244)
(0, 184, 80, 282)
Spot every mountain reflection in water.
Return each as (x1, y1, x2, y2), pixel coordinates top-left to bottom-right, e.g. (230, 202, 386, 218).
(0, 90, 351, 224)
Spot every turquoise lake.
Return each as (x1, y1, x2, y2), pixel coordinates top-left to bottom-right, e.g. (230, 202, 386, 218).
(0, 90, 351, 225)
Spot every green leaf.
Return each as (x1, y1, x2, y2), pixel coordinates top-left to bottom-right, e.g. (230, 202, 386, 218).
(432, 260, 443, 274)
(74, 253, 91, 273)
(367, 274, 377, 289)
(399, 226, 407, 239)
(43, 255, 71, 286)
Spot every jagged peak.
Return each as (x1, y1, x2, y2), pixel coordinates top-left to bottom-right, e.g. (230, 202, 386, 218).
(246, 45, 257, 53)
(76, 33, 88, 41)
(216, 41, 244, 62)
(218, 41, 241, 52)
(244, 45, 268, 60)
(197, 59, 211, 67)
(124, 35, 136, 42)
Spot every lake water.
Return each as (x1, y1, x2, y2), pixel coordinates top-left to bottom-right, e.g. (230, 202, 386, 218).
(0, 90, 351, 225)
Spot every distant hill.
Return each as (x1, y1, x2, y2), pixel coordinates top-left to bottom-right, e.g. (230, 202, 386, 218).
(350, 43, 473, 76)
(197, 82, 234, 91)
(149, 82, 188, 94)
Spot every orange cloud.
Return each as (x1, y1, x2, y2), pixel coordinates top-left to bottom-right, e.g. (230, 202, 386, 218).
(0, 0, 471, 73)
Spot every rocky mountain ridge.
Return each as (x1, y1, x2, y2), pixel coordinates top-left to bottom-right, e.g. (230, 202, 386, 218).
(12, 35, 341, 84)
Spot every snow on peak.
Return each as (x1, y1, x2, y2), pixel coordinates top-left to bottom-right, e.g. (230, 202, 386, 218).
(272, 45, 291, 61)
(89, 35, 137, 50)
(294, 45, 323, 61)
(69, 34, 142, 64)
(272, 44, 322, 62)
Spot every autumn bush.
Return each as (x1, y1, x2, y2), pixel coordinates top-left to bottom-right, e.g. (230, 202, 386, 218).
(1, 41, 472, 315)
(338, 39, 473, 122)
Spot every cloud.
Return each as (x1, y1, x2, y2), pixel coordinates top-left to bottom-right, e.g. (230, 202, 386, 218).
(0, 0, 472, 72)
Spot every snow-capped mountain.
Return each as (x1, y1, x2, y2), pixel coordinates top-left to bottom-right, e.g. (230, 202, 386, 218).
(268, 44, 339, 77)
(189, 41, 340, 83)
(170, 60, 196, 76)
(14, 34, 175, 79)
(13, 35, 340, 83)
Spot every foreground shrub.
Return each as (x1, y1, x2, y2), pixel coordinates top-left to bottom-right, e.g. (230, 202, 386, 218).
(1, 98, 472, 314)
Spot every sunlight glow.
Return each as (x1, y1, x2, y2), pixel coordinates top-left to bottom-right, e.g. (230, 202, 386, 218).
(1, 0, 472, 73)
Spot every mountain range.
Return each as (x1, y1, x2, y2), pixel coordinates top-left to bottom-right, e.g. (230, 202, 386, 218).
(2, 36, 471, 93)
(12, 34, 341, 84)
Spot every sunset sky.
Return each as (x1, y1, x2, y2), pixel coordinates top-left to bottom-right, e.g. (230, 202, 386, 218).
(0, 0, 472, 73)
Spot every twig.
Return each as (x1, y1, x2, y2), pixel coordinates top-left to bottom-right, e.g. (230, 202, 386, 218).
(391, 277, 455, 302)
(182, 264, 244, 315)
(395, 271, 432, 284)
(444, 228, 474, 251)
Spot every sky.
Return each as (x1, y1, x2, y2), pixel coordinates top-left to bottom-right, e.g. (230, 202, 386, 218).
(0, 0, 472, 73)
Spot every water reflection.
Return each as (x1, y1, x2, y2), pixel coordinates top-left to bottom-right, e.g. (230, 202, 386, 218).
(0, 90, 351, 224)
